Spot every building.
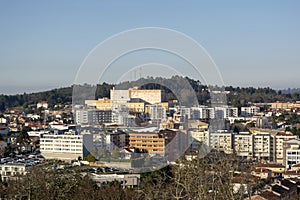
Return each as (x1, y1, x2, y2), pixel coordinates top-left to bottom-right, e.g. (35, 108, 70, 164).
(37, 101, 48, 109)
(0, 163, 29, 181)
(128, 87, 163, 104)
(40, 131, 93, 161)
(253, 132, 274, 162)
(284, 139, 300, 169)
(110, 89, 130, 103)
(111, 104, 135, 127)
(146, 104, 166, 121)
(129, 132, 170, 156)
(105, 131, 129, 151)
(129, 129, 187, 161)
(274, 132, 298, 164)
(214, 106, 238, 119)
(85, 98, 113, 110)
(208, 131, 233, 154)
(233, 132, 254, 159)
(271, 102, 300, 110)
(256, 117, 271, 129)
(127, 100, 146, 113)
(110, 87, 164, 104)
(90, 173, 140, 189)
(241, 106, 260, 117)
(75, 109, 112, 125)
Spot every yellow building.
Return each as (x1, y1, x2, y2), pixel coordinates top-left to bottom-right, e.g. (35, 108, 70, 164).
(85, 98, 113, 110)
(128, 87, 163, 104)
(155, 102, 169, 111)
(127, 102, 145, 113)
(271, 102, 300, 110)
(256, 163, 285, 173)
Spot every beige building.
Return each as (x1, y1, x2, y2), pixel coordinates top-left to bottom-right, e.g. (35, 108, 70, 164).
(85, 98, 113, 110)
(111, 87, 163, 104)
(271, 102, 300, 110)
(0, 163, 28, 181)
(253, 132, 274, 162)
(209, 131, 233, 154)
(274, 132, 298, 164)
(128, 101, 145, 113)
(234, 132, 254, 159)
(129, 87, 163, 104)
(189, 129, 209, 143)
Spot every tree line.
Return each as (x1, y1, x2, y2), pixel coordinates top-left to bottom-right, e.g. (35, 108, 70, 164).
(0, 76, 299, 112)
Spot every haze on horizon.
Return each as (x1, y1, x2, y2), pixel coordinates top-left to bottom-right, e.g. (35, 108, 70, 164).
(0, 1, 299, 95)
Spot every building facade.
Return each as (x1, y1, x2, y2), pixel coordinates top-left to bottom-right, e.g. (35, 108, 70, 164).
(40, 131, 93, 161)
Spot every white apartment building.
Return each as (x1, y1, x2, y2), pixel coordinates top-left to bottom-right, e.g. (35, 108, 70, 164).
(253, 133, 274, 162)
(214, 106, 238, 119)
(283, 139, 300, 169)
(208, 131, 233, 154)
(146, 104, 166, 121)
(241, 106, 260, 117)
(190, 106, 215, 119)
(207, 131, 272, 161)
(75, 109, 88, 124)
(90, 173, 140, 189)
(274, 133, 298, 164)
(0, 163, 28, 181)
(234, 132, 254, 159)
(40, 131, 93, 161)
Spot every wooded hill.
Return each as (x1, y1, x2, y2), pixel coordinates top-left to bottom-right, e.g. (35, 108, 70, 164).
(0, 76, 299, 112)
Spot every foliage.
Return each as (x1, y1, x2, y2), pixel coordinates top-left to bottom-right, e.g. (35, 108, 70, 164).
(1, 77, 300, 113)
(84, 153, 96, 163)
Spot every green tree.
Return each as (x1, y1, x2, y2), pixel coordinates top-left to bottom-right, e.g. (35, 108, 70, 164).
(111, 148, 120, 159)
(84, 154, 96, 163)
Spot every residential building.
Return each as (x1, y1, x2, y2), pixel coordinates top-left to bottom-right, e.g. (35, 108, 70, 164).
(128, 100, 146, 113)
(241, 106, 260, 117)
(129, 129, 187, 161)
(214, 106, 238, 119)
(283, 139, 300, 169)
(233, 132, 254, 159)
(0, 163, 29, 181)
(190, 106, 215, 119)
(274, 132, 298, 164)
(105, 131, 129, 151)
(40, 131, 93, 161)
(90, 173, 140, 189)
(208, 131, 233, 154)
(75, 109, 112, 125)
(37, 101, 48, 109)
(253, 132, 274, 162)
(146, 104, 166, 120)
(271, 102, 300, 110)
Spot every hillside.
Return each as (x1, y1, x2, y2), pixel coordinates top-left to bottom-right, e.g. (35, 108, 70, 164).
(0, 76, 299, 112)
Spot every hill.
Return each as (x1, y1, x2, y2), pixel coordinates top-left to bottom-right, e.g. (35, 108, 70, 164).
(0, 76, 299, 112)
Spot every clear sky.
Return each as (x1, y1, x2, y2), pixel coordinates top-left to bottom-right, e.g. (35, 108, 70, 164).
(0, 1, 299, 95)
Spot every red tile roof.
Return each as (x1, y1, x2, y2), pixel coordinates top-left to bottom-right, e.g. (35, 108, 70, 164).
(275, 132, 294, 136)
(256, 164, 285, 168)
(292, 162, 300, 167)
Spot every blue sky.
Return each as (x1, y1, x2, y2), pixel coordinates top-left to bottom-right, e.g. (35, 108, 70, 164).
(0, 1, 299, 94)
